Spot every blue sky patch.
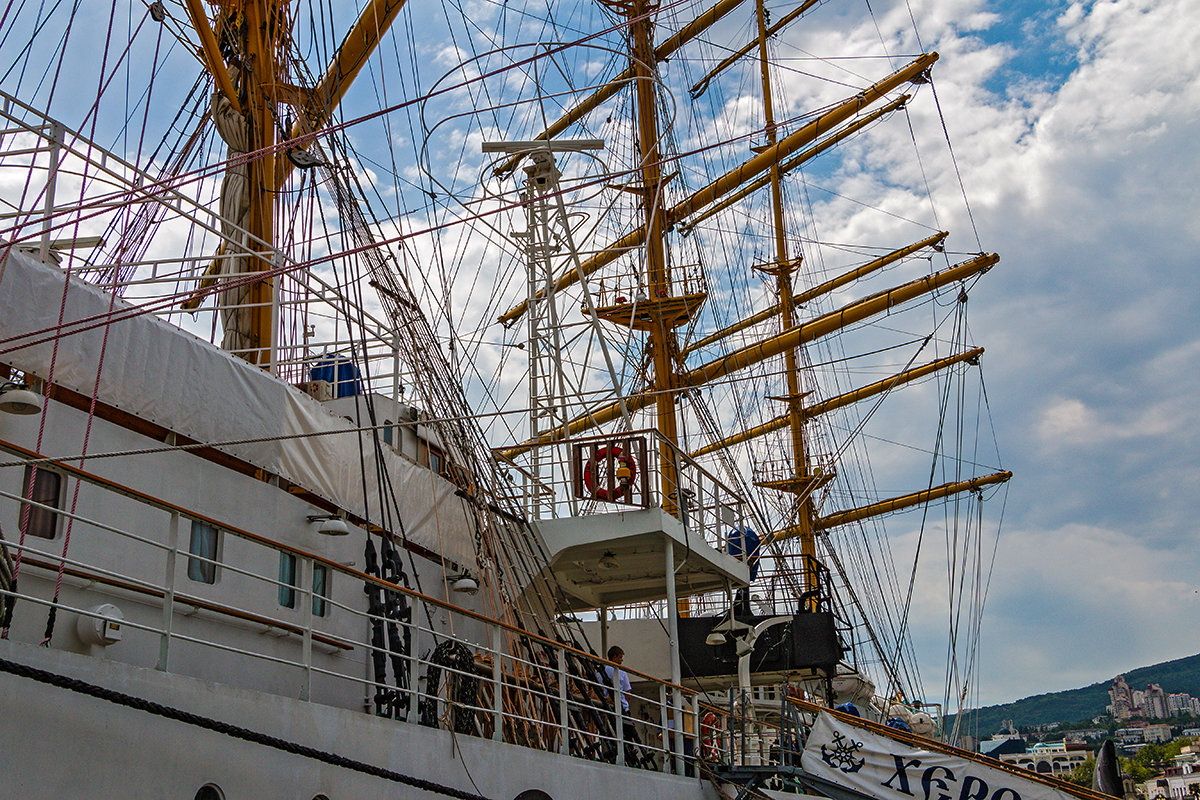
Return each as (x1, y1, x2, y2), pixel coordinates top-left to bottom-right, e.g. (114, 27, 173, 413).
(975, 0, 1080, 97)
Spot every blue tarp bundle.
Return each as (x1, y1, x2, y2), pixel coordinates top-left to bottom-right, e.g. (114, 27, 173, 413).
(726, 526, 761, 581)
(310, 355, 363, 398)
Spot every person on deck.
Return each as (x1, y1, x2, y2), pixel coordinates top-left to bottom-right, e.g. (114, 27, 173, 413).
(601, 646, 645, 766)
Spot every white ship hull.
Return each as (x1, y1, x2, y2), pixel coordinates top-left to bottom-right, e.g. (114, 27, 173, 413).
(0, 638, 715, 799)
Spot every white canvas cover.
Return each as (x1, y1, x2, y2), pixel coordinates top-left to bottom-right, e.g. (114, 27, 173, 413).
(0, 246, 477, 566)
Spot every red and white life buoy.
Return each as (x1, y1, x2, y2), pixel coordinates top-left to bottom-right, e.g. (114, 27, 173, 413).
(582, 445, 637, 501)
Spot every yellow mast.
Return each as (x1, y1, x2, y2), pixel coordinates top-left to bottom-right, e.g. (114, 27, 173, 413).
(492, 0, 748, 179)
(683, 231, 947, 357)
(750, 0, 819, 595)
(770, 470, 1013, 541)
(241, 0, 281, 368)
(614, 0, 685, 516)
(691, 346, 984, 457)
(185, 0, 405, 364)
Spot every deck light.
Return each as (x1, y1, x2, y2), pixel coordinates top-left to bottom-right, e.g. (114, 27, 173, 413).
(0, 382, 42, 415)
(307, 514, 350, 536)
(451, 571, 479, 595)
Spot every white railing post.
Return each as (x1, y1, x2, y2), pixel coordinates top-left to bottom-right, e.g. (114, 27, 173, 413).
(659, 683, 670, 773)
(558, 648, 569, 755)
(40, 122, 63, 263)
(613, 663, 624, 767)
(490, 623, 503, 741)
(300, 558, 313, 701)
(665, 536, 684, 768)
(156, 511, 180, 671)
(406, 596, 422, 723)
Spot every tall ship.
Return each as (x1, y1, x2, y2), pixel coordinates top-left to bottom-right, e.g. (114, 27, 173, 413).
(0, 2, 1098, 800)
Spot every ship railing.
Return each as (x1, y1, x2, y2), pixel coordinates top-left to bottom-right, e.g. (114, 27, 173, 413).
(503, 427, 751, 553)
(0, 89, 408, 392)
(0, 447, 796, 776)
(588, 263, 708, 308)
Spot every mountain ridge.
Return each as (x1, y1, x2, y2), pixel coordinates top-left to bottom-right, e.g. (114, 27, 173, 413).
(948, 652, 1200, 736)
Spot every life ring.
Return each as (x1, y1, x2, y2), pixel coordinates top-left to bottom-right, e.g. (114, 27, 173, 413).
(699, 711, 721, 762)
(583, 445, 637, 501)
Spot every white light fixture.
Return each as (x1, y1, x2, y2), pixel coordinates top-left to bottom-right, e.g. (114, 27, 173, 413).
(307, 514, 349, 536)
(598, 551, 619, 570)
(452, 571, 479, 595)
(0, 382, 42, 415)
(705, 632, 727, 647)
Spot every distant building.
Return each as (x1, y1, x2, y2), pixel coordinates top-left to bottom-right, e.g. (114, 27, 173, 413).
(994, 719, 1023, 741)
(1065, 729, 1109, 742)
(1168, 694, 1193, 717)
(1112, 676, 1137, 720)
(1145, 724, 1174, 744)
(982, 738, 1027, 760)
(1001, 742, 1092, 778)
(1147, 685, 1170, 720)
(1118, 727, 1147, 745)
(1143, 746, 1200, 799)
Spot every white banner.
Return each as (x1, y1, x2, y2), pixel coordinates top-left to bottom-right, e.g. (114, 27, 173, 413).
(801, 712, 1079, 800)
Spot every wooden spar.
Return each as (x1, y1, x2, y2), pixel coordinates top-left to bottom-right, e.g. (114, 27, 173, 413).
(689, 0, 823, 99)
(496, 52, 940, 327)
(690, 346, 984, 457)
(275, 0, 409, 188)
(692, 251, 995, 385)
(498, 251, 997, 458)
(492, 0, 747, 179)
(683, 230, 947, 357)
(677, 95, 910, 237)
(676, 53, 939, 223)
(184, 0, 240, 113)
(768, 470, 1013, 541)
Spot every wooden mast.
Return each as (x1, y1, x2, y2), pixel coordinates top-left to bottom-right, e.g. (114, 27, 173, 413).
(750, 0, 820, 596)
(185, 0, 406, 365)
(496, 52, 939, 327)
(242, 0, 281, 368)
(622, 0, 684, 517)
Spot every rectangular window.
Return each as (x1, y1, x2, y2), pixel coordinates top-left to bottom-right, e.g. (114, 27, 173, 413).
(278, 552, 297, 608)
(187, 521, 220, 584)
(20, 466, 62, 539)
(312, 563, 329, 617)
(381, 420, 393, 446)
(426, 448, 443, 476)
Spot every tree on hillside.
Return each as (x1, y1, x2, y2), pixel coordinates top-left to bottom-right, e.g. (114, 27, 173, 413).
(1067, 757, 1096, 787)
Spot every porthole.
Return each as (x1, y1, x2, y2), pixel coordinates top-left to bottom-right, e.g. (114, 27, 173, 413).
(313, 795, 332, 800)
(194, 785, 224, 800)
(514, 792, 552, 800)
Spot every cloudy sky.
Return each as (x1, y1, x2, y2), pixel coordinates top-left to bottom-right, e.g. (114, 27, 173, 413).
(860, 0, 1200, 707)
(3, 0, 1197, 715)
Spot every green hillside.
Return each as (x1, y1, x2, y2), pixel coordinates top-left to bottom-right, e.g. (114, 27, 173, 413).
(948, 652, 1200, 736)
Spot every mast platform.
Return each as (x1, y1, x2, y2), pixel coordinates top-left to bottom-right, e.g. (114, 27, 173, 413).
(537, 507, 750, 610)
